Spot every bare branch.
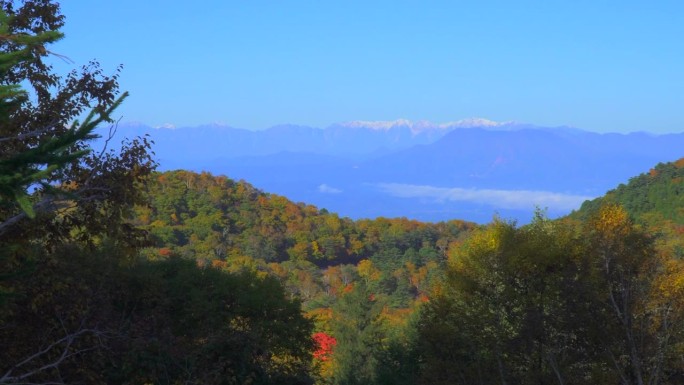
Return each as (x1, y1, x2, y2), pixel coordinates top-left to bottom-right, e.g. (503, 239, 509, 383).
(0, 324, 106, 384)
(0, 181, 112, 236)
(92, 119, 119, 162)
(0, 196, 60, 236)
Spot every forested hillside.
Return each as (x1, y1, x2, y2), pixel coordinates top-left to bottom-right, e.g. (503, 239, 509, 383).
(135, 170, 475, 312)
(576, 158, 684, 225)
(574, 157, 684, 258)
(3, 1, 684, 384)
(0, 3, 314, 383)
(417, 206, 684, 385)
(133, 170, 684, 385)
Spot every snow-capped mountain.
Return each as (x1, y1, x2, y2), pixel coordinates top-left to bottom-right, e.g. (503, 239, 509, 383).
(100, 119, 684, 223)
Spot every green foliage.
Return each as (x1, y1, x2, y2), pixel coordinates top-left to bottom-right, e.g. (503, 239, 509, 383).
(121, 257, 314, 385)
(573, 157, 684, 263)
(136, 170, 476, 311)
(140, 170, 473, 264)
(418, 214, 586, 384)
(0, 1, 156, 250)
(0, 6, 63, 220)
(9, 2, 684, 384)
(0, 245, 315, 384)
(133, 170, 478, 384)
(417, 206, 684, 385)
(0, 5, 61, 119)
(0, 2, 316, 384)
(372, 310, 421, 385)
(575, 158, 684, 226)
(329, 281, 386, 385)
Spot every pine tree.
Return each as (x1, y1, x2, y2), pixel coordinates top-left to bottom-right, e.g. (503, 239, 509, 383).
(0, 4, 138, 235)
(0, 0, 155, 246)
(330, 280, 386, 385)
(0, 2, 155, 380)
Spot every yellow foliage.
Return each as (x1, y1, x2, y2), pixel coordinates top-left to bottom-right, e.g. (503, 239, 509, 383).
(357, 259, 381, 282)
(656, 258, 684, 301)
(221, 254, 267, 277)
(592, 203, 631, 236)
(307, 307, 334, 332)
(287, 241, 310, 260)
(311, 240, 322, 258)
(150, 219, 166, 228)
(348, 238, 364, 255)
(381, 307, 413, 327)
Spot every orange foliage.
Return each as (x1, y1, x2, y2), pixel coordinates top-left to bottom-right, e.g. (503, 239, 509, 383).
(211, 259, 227, 269)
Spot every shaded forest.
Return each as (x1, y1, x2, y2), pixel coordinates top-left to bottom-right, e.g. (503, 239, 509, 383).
(2, 1, 684, 384)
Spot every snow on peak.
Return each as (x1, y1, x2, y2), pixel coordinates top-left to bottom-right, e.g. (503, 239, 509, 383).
(341, 119, 412, 130)
(339, 118, 511, 133)
(440, 118, 507, 128)
(153, 122, 177, 129)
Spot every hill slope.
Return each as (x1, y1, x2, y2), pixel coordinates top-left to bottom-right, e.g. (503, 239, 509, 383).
(574, 158, 684, 225)
(111, 121, 684, 223)
(137, 170, 475, 265)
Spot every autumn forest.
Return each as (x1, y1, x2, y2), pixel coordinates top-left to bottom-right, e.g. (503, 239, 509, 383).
(3, 2, 684, 385)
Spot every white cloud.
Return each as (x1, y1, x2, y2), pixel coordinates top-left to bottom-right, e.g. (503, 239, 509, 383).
(318, 184, 342, 194)
(375, 183, 593, 211)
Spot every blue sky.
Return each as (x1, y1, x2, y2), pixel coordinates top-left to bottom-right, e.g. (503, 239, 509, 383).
(52, 1, 684, 133)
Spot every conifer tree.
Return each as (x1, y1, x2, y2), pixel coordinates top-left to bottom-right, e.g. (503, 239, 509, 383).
(0, 6, 65, 221)
(0, 2, 155, 380)
(0, 0, 155, 245)
(330, 281, 386, 385)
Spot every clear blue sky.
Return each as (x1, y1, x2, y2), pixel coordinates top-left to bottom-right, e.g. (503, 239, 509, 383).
(51, 1, 684, 133)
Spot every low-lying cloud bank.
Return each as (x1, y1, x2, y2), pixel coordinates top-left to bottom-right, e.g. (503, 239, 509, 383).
(376, 183, 594, 211)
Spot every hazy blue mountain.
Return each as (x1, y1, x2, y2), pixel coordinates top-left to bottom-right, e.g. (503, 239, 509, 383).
(108, 119, 474, 164)
(361, 128, 683, 192)
(101, 120, 684, 223)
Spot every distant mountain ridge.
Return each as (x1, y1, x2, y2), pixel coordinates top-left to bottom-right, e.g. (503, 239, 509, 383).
(337, 117, 513, 132)
(112, 118, 541, 161)
(104, 119, 684, 223)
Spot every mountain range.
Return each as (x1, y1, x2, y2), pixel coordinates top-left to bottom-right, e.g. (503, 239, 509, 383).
(102, 119, 684, 223)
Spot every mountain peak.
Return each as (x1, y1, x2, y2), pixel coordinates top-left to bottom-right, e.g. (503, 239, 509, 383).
(337, 118, 512, 133)
(441, 118, 509, 128)
(339, 119, 413, 130)
(153, 122, 177, 129)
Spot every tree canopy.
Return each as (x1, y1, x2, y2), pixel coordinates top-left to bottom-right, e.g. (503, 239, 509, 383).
(0, 2, 315, 384)
(4, 1, 684, 384)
